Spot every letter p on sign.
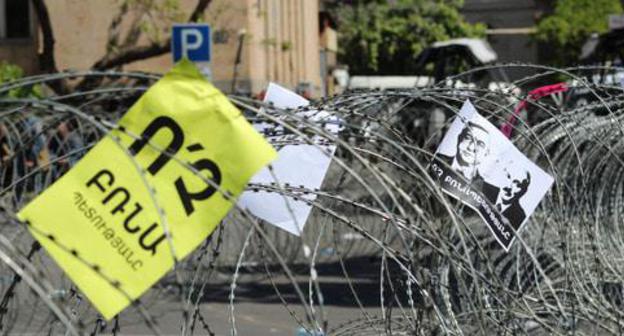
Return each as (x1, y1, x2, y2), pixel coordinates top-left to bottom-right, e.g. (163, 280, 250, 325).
(172, 24, 211, 63)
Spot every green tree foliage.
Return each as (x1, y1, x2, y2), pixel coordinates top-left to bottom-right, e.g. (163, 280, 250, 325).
(330, 0, 485, 75)
(0, 62, 43, 98)
(535, 0, 622, 66)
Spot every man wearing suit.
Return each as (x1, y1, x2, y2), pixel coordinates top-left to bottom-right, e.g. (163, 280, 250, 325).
(435, 121, 499, 204)
(495, 168, 531, 230)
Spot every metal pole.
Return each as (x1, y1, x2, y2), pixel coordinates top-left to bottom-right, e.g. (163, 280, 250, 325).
(231, 29, 246, 94)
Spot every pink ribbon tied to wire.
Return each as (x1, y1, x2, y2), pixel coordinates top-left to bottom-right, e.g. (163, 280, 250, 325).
(500, 82, 568, 138)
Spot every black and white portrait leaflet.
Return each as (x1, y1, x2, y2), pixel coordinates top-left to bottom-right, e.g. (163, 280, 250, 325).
(429, 100, 554, 251)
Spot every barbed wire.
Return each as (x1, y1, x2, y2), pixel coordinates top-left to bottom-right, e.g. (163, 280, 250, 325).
(0, 63, 621, 334)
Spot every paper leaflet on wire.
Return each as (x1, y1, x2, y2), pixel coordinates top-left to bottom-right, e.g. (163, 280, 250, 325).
(429, 100, 554, 251)
(17, 60, 277, 319)
(238, 83, 340, 235)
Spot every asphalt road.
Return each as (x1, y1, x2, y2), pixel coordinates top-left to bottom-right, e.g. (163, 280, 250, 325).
(2, 252, 385, 335)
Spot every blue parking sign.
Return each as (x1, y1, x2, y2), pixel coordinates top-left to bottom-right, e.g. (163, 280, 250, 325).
(171, 24, 211, 62)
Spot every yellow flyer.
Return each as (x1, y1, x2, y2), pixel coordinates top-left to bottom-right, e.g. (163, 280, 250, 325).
(17, 59, 277, 319)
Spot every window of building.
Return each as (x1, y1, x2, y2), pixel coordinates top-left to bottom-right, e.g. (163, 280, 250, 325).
(0, 0, 32, 39)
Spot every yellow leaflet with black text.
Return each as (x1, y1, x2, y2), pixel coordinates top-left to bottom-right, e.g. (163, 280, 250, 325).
(17, 59, 277, 320)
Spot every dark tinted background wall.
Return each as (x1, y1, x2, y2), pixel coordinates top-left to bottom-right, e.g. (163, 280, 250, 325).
(0, 0, 38, 75)
(462, 0, 552, 80)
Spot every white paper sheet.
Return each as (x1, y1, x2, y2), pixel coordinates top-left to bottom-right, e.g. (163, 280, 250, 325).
(238, 83, 336, 235)
(430, 100, 554, 250)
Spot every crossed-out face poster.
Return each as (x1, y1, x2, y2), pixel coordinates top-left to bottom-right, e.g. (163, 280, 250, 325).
(429, 100, 554, 251)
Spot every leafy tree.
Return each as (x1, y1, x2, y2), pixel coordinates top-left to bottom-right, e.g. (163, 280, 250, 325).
(535, 0, 623, 66)
(329, 0, 485, 75)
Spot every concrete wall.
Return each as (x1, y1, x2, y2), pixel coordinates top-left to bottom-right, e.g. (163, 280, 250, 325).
(246, 0, 321, 95)
(45, 0, 114, 71)
(10, 0, 321, 96)
(0, 40, 38, 74)
(462, 0, 547, 79)
(463, 0, 538, 63)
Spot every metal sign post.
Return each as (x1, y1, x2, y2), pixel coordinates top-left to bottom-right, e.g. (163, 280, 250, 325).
(171, 23, 212, 80)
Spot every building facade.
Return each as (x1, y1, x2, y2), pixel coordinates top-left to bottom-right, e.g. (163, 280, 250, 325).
(0, 0, 38, 74)
(0, 0, 323, 96)
(462, 0, 552, 78)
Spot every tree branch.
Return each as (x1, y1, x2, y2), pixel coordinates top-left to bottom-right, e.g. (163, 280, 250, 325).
(188, 0, 211, 23)
(91, 0, 212, 71)
(31, 0, 56, 73)
(92, 43, 170, 70)
(31, 0, 68, 93)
